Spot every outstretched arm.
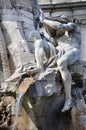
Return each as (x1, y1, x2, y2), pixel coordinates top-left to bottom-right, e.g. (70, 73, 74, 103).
(57, 22, 77, 31)
(40, 18, 77, 31)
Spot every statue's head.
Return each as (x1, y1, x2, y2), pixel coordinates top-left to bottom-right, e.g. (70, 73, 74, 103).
(59, 15, 70, 23)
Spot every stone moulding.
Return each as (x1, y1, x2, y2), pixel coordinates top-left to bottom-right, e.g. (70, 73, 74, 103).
(39, 1, 86, 11)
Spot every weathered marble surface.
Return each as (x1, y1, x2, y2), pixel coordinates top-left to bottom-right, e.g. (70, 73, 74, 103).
(0, 0, 86, 130)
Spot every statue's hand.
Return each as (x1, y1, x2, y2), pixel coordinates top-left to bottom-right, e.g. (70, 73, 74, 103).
(39, 9, 45, 21)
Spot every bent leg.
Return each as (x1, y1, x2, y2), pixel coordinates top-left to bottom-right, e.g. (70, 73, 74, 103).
(35, 46, 45, 70)
(57, 58, 72, 112)
(35, 46, 45, 79)
(57, 49, 80, 112)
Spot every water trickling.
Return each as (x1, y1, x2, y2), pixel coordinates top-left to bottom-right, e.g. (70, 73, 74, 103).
(11, 93, 24, 130)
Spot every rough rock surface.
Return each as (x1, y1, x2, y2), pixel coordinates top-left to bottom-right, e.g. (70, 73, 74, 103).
(0, 61, 86, 130)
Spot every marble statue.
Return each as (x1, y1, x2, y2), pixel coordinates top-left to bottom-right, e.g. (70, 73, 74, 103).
(37, 9, 81, 112)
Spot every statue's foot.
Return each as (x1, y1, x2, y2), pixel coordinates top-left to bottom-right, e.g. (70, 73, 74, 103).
(62, 98, 73, 112)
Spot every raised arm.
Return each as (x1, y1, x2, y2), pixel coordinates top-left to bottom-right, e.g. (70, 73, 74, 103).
(40, 18, 77, 31)
(39, 9, 61, 30)
(57, 22, 77, 31)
